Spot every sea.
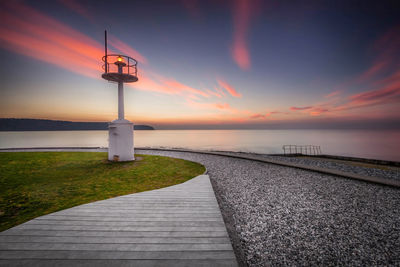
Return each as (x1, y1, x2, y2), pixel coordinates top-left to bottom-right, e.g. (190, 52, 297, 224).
(0, 129, 399, 162)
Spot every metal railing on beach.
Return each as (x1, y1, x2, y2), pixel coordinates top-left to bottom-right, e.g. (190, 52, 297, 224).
(282, 145, 322, 156)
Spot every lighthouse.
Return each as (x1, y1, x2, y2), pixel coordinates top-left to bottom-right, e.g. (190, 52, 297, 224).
(101, 31, 138, 161)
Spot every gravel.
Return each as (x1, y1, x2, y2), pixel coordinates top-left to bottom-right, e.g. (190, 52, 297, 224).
(265, 155, 400, 182)
(213, 151, 400, 182)
(137, 149, 400, 266)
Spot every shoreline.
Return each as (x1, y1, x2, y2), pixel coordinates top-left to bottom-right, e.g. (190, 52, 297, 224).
(1, 148, 399, 265)
(137, 149, 400, 265)
(0, 147, 399, 188)
(0, 146, 399, 166)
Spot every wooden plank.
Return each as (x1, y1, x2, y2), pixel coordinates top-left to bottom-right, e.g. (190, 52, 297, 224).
(24, 220, 226, 227)
(0, 235, 231, 244)
(0, 259, 238, 267)
(0, 242, 234, 251)
(34, 216, 223, 222)
(13, 225, 228, 232)
(0, 250, 236, 259)
(0, 175, 238, 266)
(1, 230, 230, 238)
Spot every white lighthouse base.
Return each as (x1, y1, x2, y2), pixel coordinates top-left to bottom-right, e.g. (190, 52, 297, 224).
(108, 119, 134, 161)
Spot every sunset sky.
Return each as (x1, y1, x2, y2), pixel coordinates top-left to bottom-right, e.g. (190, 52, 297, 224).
(0, 0, 399, 129)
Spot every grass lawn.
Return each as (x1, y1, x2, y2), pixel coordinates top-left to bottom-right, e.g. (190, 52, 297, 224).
(0, 152, 205, 232)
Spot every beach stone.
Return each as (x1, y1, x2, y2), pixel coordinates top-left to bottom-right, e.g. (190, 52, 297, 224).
(138, 149, 400, 266)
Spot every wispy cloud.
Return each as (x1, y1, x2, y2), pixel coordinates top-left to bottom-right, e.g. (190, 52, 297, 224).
(231, 0, 258, 70)
(108, 35, 147, 64)
(250, 113, 268, 119)
(356, 60, 389, 83)
(289, 26, 400, 118)
(58, 0, 94, 23)
(0, 2, 214, 103)
(309, 107, 329, 116)
(181, 0, 201, 18)
(206, 89, 223, 98)
(324, 90, 342, 98)
(185, 99, 237, 113)
(0, 2, 102, 78)
(217, 79, 242, 97)
(290, 106, 313, 111)
(131, 74, 209, 100)
(345, 78, 400, 109)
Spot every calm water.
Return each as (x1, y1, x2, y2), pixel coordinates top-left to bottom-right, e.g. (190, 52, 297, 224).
(0, 130, 399, 161)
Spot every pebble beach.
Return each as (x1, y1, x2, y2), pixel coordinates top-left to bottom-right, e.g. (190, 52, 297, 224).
(138, 149, 400, 266)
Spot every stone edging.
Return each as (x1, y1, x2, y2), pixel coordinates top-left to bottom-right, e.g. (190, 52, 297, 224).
(136, 148, 400, 188)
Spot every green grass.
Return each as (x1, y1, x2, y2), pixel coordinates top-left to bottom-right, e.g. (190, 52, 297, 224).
(0, 152, 205, 232)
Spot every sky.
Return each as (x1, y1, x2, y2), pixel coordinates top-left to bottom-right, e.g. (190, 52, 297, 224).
(0, 0, 399, 129)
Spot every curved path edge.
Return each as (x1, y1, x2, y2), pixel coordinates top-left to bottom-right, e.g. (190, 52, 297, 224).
(1, 147, 398, 187)
(136, 148, 400, 188)
(0, 174, 238, 266)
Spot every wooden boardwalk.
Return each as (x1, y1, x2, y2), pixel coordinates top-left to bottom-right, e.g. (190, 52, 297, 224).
(0, 175, 238, 266)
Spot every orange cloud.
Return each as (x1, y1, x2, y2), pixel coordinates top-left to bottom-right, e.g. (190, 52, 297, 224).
(217, 80, 242, 97)
(185, 99, 237, 113)
(309, 107, 329, 116)
(206, 89, 223, 98)
(0, 2, 103, 79)
(162, 79, 209, 98)
(130, 73, 212, 101)
(215, 103, 231, 110)
(0, 2, 215, 103)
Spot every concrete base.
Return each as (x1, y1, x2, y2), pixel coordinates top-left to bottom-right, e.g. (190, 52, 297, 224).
(108, 119, 134, 161)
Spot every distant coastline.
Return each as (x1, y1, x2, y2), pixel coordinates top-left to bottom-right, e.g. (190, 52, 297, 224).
(0, 119, 154, 131)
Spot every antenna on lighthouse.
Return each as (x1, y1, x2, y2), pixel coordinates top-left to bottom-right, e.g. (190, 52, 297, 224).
(101, 31, 138, 162)
(104, 30, 108, 73)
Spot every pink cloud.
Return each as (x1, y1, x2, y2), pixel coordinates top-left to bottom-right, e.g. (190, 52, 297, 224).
(356, 60, 389, 82)
(132, 74, 210, 100)
(215, 86, 227, 97)
(108, 35, 147, 64)
(215, 103, 231, 110)
(0, 2, 103, 79)
(325, 90, 342, 98)
(162, 79, 209, 98)
(181, 0, 201, 18)
(354, 25, 400, 84)
(0, 2, 216, 104)
(347, 80, 400, 108)
(206, 89, 223, 98)
(250, 113, 267, 119)
(290, 106, 313, 111)
(372, 25, 400, 58)
(231, 0, 257, 70)
(309, 107, 329, 116)
(232, 39, 250, 71)
(58, 0, 94, 23)
(217, 80, 242, 97)
(275, 27, 400, 119)
(185, 99, 237, 113)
